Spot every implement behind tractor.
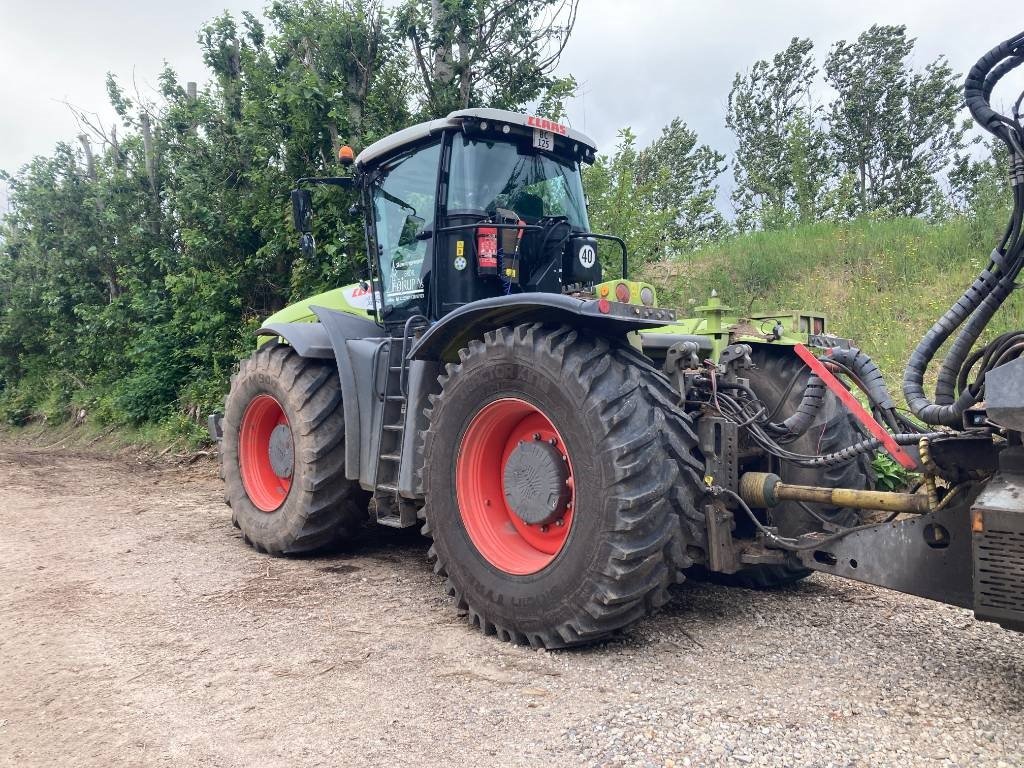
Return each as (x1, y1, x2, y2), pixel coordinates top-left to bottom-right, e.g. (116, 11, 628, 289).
(213, 33, 1024, 647)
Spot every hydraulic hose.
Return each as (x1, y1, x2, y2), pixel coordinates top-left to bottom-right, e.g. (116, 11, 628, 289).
(771, 373, 826, 440)
(765, 344, 905, 442)
(903, 31, 1024, 427)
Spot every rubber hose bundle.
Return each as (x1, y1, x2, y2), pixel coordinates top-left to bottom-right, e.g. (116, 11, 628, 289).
(769, 373, 826, 441)
(769, 344, 904, 442)
(903, 31, 1024, 427)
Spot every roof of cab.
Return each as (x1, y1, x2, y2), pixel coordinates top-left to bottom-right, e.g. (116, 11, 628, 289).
(354, 108, 598, 170)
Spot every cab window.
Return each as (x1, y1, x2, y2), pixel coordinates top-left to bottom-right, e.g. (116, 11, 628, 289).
(370, 142, 441, 316)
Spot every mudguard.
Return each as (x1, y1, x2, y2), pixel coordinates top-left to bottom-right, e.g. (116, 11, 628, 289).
(257, 308, 384, 481)
(255, 321, 335, 359)
(409, 294, 676, 361)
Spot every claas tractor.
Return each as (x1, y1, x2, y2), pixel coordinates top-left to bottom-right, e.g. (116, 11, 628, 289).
(212, 33, 1024, 648)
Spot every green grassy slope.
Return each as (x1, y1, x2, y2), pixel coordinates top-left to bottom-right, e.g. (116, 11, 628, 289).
(646, 216, 1024, 398)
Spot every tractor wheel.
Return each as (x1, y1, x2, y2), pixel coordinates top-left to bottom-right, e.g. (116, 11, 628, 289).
(222, 341, 369, 555)
(420, 324, 706, 648)
(716, 346, 874, 588)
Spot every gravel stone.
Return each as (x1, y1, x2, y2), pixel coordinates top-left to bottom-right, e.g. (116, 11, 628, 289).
(0, 441, 1021, 767)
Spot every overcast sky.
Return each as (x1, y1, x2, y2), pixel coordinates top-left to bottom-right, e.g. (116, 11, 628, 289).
(2, 0, 1024, 211)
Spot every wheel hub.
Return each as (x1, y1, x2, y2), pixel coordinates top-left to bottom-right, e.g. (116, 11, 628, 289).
(238, 394, 293, 513)
(268, 424, 294, 478)
(502, 439, 569, 526)
(454, 398, 576, 575)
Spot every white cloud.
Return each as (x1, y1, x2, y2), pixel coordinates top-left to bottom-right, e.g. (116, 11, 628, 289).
(0, 0, 264, 174)
(2, 0, 1022, 196)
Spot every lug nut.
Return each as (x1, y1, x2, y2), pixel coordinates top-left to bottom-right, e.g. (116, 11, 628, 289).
(555, 519, 565, 527)
(541, 525, 549, 533)
(548, 438, 557, 446)
(533, 433, 542, 440)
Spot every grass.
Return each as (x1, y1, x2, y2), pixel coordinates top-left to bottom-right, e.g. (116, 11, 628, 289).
(0, 414, 212, 459)
(646, 216, 1024, 396)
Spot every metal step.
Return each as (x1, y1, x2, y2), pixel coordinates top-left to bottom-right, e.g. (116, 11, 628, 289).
(375, 501, 419, 529)
(383, 424, 403, 433)
(380, 453, 401, 462)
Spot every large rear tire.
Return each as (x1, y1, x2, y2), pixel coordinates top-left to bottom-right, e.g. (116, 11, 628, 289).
(421, 324, 706, 648)
(714, 346, 874, 588)
(222, 341, 369, 555)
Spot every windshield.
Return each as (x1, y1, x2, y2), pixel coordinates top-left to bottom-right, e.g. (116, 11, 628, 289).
(448, 135, 590, 230)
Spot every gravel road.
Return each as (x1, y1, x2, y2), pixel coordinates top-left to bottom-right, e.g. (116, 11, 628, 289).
(1, 439, 1022, 767)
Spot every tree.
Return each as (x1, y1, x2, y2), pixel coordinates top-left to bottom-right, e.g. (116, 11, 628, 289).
(824, 24, 968, 218)
(396, 0, 578, 117)
(584, 121, 725, 269)
(0, 0, 417, 430)
(1, 0, 589, 433)
(635, 118, 727, 251)
(726, 37, 832, 230)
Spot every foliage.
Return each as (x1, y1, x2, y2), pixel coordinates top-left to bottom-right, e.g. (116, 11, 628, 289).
(825, 25, 969, 218)
(871, 452, 916, 492)
(727, 37, 836, 230)
(635, 118, 728, 250)
(395, 0, 578, 117)
(584, 122, 725, 270)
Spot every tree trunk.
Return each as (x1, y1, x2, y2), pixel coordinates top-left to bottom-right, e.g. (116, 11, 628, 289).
(78, 135, 96, 181)
(430, 0, 454, 111)
(859, 157, 867, 212)
(139, 113, 161, 236)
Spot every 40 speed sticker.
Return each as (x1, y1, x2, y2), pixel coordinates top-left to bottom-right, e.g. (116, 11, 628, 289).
(578, 244, 596, 268)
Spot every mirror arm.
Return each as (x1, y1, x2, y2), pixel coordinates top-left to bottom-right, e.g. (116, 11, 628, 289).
(296, 176, 354, 189)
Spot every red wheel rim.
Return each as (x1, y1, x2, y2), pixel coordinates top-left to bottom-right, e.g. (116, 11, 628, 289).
(239, 394, 293, 512)
(455, 398, 575, 575)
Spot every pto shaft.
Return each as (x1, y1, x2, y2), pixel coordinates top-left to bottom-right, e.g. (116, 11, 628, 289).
(739, 472, 930, 515)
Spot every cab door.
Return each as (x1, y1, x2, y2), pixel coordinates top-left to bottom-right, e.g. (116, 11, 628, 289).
(367, 141, 442, 326)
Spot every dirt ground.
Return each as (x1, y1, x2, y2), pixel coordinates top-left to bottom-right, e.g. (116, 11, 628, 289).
(1, 439, 1022, 768)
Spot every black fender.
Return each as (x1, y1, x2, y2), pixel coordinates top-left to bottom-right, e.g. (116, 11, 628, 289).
(257, 309, 384, 481)
(255, 320, 335, 359)
(409, 294, 677, 361)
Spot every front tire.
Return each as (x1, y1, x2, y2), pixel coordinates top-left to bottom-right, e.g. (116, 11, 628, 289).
(421, 324, 705, 648)
(222, 341, 369, 555)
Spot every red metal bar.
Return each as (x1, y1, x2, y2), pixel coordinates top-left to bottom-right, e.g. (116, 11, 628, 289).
(793, 344, 918, 471)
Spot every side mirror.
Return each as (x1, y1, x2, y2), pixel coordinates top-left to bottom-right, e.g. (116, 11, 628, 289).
(300, 232, 317, 263)
(291, 189, 313, 233)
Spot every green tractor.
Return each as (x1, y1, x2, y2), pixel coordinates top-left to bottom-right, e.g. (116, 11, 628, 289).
(215, 34, 1024, 648)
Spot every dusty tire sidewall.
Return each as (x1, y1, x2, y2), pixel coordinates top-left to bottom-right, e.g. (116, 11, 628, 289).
(223, 354, 315, 552)
(425, 343, 630, 633)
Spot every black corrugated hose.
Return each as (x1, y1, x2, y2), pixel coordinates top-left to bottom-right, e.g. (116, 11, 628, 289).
(903, 31, 1024, 427)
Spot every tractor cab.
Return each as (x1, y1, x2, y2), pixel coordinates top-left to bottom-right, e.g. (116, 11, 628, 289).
(351, 109, 612, 327)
